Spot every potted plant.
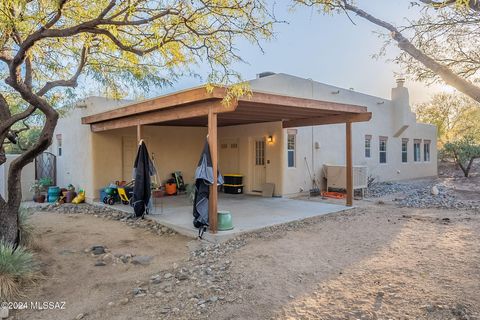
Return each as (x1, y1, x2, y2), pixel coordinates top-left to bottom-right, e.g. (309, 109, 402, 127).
(30, 180, 45, 203)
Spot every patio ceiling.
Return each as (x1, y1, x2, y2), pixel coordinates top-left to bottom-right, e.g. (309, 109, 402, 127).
(81, 86, 372, 132)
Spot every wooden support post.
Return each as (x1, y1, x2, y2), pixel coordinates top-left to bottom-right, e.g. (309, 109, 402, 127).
(208, 108, 218, 233)
(346, 121, 353, 206)
(137, 124, 143, 144)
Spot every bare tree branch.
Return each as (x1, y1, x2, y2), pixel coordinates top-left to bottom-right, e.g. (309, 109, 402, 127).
(36, 46, 88, 96)
(418, 0, 480, 12)
(342, 2, 480, 102)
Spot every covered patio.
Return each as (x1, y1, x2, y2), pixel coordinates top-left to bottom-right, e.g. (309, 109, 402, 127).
(98, 193, 349, 242)
(82, 86, 371, 234)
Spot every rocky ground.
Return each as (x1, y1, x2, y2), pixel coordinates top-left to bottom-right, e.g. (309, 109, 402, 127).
(366, 160, 480, 211)
(8, 161, 480, 320)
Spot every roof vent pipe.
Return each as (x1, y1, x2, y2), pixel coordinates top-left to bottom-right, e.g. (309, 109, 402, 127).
(257, 71, 276, 78)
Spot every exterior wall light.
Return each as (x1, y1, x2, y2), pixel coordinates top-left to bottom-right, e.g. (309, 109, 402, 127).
(267, 135, 274, 144)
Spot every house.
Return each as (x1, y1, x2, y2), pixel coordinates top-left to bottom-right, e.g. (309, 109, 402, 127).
(52, 73, 437, 229)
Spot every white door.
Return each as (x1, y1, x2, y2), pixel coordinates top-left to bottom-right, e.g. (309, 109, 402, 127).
(252, 138, 266, 192)
(219, 138, 239, 174)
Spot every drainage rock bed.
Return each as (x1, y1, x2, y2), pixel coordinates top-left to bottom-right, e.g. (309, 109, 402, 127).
(367, 181, 479, 211)
(29, 203, 177, 236)
(394, 185, 480, 211)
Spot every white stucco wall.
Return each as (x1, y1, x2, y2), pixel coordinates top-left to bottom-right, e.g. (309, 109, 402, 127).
(54, 73, 438, 199)
(53, 97, 132, 201)
(0, 154, 35, 201)
(249, 73, 437, 196)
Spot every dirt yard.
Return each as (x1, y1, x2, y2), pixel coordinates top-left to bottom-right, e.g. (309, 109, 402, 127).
(9, 203, 479, 320)
(9, 162, 480, 320)
(14, 213, 190, 320)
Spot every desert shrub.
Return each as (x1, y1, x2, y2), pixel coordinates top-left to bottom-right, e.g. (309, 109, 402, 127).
(443, 136, 480, 177)
(18, 208, 34, 247)
(0, 242, 38, 300)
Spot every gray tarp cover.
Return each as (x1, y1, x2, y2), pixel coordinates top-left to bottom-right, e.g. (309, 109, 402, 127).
(193, 140, 223, 227)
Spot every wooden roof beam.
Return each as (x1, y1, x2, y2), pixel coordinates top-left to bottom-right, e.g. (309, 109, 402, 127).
(91, 100, 236, 132)
(82, 87, 226, 124)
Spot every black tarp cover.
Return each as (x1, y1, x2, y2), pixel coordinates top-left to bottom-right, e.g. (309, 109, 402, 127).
(193, 140, 223, 230)
(132, 141, 156, 218)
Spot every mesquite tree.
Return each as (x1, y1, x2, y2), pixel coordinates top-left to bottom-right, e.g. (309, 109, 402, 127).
(295, 0, 480, 103)
(0, 0, 276, 244)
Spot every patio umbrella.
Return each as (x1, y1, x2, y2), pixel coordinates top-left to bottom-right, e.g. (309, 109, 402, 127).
(132, 140, 156, 218)
(193, 139, 223, 238)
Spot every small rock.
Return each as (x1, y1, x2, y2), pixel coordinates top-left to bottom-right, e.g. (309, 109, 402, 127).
(74, 313, 85, 320)
(164, 273, 173, 279)
(159, 307, 170, 314)
(288, 295, 295, 299)
(431, 186, 439, 196)
(155, 291, 163, 298)
(131, 255, 153, 266)
(102, 253, 114, 263)
(91, 245, 106, 255)
(94, 260, 106, 267)
(209, 296, 218, 302)
(176, 273, 189, 281)
(119, 298, 129, 305)
(107, 301, 115, 307)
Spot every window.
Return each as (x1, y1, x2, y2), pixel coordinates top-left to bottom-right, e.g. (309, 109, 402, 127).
(365, 135, 372, 158)
(287, 134, 296, 167)
(56, 134, 62, 157)
(379, 137, 387, 164)
(424, 140, 431, 162)
(414, 139, 421, 162)
(255, 140, 265, 166)
(401, 139, 408, 163)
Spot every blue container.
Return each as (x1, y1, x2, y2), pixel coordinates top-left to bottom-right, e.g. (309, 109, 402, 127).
(48, 186, 61, 196)
(48, 194, 59, 203)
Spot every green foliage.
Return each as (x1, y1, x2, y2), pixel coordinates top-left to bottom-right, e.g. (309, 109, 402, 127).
(415, 93, 480, 146)
(4, 126, 42, 154)
(18, 209, 34, 247)
(0, 242, 38, 300)
(443, 136, 480, 177)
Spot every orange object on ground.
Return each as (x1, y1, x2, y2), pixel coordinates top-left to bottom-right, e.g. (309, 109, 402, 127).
(321, 191, 346, 199)
(165, 183, 177, 195)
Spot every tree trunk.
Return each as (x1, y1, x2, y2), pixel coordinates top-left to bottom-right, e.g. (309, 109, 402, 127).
(0, 203, 18, 244)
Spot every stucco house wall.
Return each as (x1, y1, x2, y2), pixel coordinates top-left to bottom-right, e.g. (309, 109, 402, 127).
(53, 73, 437, 201)
(0, 154, 35, 201)
(248, 73, 437, 196)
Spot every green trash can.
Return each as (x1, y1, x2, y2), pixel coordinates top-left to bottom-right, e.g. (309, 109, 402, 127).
(217, 210, 233, 231)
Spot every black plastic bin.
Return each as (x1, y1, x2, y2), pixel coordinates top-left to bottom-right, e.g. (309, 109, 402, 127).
(223, 184, 244, 194)
(224, 174, 243, 185)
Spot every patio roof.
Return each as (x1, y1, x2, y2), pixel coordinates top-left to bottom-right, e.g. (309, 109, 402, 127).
(81, 86, 372, 131)
(81, 85, 372, 231)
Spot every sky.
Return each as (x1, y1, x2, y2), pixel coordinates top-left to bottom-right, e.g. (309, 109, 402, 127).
(148, 0, 451, 106)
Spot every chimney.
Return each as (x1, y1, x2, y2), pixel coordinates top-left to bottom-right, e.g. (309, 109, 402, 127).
(396, 76, 406, 88)
(391, 76, 415, 137)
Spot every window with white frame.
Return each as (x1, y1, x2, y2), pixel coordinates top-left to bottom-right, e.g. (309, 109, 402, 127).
(56, 134, 62, 157)
(414, 139, 421, 162)
(402, 139, 408, 163)
(379, 137, 387, 164)
(287, 133, 296, 168)
(365, 135, 372, 158)
(424, 140, 431, 162)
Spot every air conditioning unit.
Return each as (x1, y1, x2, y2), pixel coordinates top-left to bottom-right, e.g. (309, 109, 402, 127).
(323, 164, 368, 192)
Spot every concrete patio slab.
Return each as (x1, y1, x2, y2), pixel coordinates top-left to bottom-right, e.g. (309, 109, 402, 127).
(95, 194, 351, 242)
